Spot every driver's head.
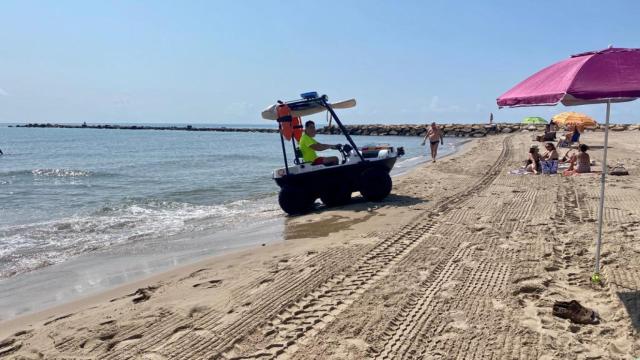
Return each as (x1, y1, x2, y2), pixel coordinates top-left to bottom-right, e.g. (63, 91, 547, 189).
(305, 120, 316, 137)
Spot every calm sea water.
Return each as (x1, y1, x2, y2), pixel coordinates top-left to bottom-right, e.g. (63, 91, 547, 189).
(0, 124, 465, 279)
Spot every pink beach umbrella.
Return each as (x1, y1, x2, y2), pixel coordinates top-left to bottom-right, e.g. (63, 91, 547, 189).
(497, 47, 640, 283)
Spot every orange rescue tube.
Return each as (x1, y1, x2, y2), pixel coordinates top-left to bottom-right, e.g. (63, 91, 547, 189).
(277, 104, 294, 141)
(291, 116, 303, 141)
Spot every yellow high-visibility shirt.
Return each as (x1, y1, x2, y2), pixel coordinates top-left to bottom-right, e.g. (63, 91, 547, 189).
(298, 133, 318, 163)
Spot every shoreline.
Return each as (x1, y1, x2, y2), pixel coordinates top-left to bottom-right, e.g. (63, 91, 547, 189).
(2, 132, 639, 359)
(0, 138, 471, 325)
(0, 217, 285, 322)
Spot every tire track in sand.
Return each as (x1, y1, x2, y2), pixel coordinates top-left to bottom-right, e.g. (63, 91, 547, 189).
(98, 246, 368, 360)
(221, 136, 513, 359)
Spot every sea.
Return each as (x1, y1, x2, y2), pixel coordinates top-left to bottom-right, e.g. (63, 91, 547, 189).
(0, 124, 466, 319)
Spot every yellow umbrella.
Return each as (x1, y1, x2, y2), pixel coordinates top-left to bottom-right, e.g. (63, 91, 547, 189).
(552, 112, 597, 131)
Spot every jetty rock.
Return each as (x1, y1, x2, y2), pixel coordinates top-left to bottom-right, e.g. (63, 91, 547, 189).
(13, 122, 640, 136)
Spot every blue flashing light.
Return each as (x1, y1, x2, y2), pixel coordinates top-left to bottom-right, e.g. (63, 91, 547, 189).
(300, 91, 318, 99)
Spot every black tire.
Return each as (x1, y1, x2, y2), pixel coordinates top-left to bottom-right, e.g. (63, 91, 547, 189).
(359, 168, 392, 201)
(320, 182, 352, 207)
(278, 186, 315, 215)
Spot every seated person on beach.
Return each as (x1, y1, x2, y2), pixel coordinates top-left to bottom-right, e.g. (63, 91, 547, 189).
(558, 126, 580, 147)
(525, 146, 541, 174)
(563, 144, 591, 175)
(298, 120, 340, 165)
(560, 149, 573, 163)
(542, 143, 559, 161)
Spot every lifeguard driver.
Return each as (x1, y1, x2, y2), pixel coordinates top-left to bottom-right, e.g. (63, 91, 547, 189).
(299, 120, 340, 165)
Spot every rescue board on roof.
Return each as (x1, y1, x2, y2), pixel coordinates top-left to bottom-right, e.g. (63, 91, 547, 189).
(261, 99, 356, 120)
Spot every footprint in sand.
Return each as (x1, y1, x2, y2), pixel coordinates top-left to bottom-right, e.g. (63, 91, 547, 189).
(0, 338, 22, 357)
(188, 305, 209, 318)
(163, 325, 192, 345)
(192, 279, 223, 288)
(544, 264, 561, 272)
(512, 277, 550, 297)
(107, 334, 143, 352)
(0, 329, 35, 356)
(178, 268, 210, 281)
(131, 286, 159, 303)
(43, 313, 74, 326)
(80, 331, 118, 352)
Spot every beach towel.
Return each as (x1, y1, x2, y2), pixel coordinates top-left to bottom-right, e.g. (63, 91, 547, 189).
(509, 168, 531, 175)
(541, 160, 558, 174)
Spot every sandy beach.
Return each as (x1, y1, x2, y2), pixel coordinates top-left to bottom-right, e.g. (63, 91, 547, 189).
(1, 131, 639, 359)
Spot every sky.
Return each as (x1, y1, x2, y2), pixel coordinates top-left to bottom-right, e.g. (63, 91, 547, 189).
(1, 0, 639, 125)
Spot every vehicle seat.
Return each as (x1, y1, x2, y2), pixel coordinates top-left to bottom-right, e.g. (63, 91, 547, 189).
(294, 147, 304, 165)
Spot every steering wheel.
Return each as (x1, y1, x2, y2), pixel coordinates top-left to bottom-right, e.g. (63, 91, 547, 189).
(336, 144, 353, 164)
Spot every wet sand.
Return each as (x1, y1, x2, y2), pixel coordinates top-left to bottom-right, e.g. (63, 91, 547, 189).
(1, 131, 639, 359)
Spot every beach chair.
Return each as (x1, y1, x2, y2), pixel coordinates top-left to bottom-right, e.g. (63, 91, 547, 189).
(541, 160, 558, 174)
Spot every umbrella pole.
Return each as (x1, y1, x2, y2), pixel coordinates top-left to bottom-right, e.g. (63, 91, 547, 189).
(592, 99, 611, 283)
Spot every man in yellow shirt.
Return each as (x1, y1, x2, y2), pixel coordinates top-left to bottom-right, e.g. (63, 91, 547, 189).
(298, 120, 340, 165)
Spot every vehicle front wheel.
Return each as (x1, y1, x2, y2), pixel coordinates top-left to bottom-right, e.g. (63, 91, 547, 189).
(320, 182, 352, 207)
(359, 168, 392, 201)
(278, 186, 315, 215)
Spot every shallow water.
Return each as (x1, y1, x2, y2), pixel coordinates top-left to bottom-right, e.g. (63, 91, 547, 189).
(0, 125, 464, 280)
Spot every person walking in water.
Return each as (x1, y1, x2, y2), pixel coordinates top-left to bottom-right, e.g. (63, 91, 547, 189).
(421, 122, 444, 163)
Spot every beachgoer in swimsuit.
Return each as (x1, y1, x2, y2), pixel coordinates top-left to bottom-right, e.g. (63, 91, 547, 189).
(526, 146, 541, 174)
(563, 144, 591, 175)
(542, 143, 559, 160)
(421, 122, 443, 163)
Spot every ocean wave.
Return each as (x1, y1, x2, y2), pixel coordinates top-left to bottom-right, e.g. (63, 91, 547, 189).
(0, 168, 99, 178)
(0, 197, 280, 279)
(31, 168, 93, 177)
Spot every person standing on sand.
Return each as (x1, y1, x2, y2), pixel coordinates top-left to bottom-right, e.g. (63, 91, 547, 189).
(421, 122, 444, 163)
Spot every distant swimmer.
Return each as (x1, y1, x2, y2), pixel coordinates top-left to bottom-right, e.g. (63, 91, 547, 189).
(0, 148, 3, 155)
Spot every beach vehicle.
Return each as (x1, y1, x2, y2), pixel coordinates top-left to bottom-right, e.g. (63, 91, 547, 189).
(262, 92, 404, 215)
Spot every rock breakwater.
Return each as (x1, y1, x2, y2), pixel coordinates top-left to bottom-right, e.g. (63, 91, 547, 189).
(13, 122, 640, 136)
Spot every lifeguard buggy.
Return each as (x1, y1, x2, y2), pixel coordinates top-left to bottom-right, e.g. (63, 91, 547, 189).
(262, 92, 404, 215)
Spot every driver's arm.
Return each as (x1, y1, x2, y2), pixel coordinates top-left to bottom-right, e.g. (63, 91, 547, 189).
(310, 143, 339, 151)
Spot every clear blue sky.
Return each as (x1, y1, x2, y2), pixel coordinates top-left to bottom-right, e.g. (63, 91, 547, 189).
(1, 0, 639, 124)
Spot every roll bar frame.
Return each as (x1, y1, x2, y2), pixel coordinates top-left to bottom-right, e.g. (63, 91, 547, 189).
(275, 94, 364, 175)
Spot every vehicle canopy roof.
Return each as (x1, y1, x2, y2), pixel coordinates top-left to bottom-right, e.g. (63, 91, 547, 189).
(261, 96, 356, 120)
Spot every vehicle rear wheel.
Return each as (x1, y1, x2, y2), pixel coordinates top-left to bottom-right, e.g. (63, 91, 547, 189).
(359, 168, 392, 201)
(320, 182, 352, 207)
(278, 186, 315, 215)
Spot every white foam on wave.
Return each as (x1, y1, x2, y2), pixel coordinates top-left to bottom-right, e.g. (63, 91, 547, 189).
(31, 168, 93, 177)
(0, 197, 280, 278)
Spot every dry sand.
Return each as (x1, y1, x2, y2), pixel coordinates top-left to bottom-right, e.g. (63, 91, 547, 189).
(1, 131, 639, 359)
